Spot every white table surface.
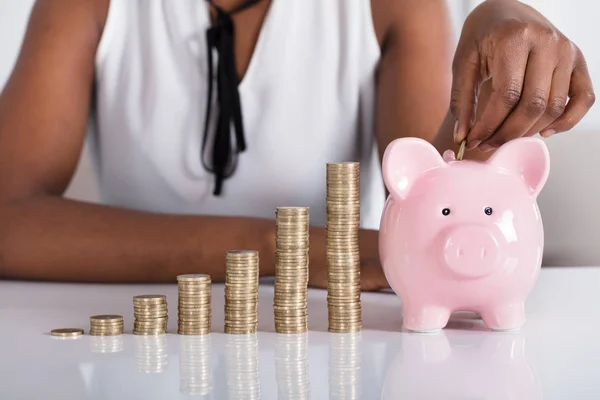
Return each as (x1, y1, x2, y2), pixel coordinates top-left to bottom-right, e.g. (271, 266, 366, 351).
(1, 267, 599, 399)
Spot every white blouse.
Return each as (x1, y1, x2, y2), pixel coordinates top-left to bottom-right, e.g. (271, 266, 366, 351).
(89, 0, 386, 229)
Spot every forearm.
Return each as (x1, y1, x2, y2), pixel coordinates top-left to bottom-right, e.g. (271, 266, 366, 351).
(374, 0, 453, 162)
(0, 195, 279, 282)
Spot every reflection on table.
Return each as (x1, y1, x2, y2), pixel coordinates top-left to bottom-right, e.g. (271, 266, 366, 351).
(381, 330, 542, 399)
(179, 334, 212, 397)
(135, 334, 168, 374)
(275, 333, 310, 399)
(225, 333, 261, 400)
(91, 335, 124, 354)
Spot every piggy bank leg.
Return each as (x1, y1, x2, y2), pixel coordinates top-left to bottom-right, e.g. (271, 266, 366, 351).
(402, 304, 451, 333)
(480, 302, 526, 331)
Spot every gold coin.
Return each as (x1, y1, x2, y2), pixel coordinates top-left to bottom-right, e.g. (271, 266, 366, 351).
(177, 274, 211, 282)
(134, 294, 167, 302)
(51, 328, 84, 337)
(457, 139, 467, 160)
(90, 314, 123, 321)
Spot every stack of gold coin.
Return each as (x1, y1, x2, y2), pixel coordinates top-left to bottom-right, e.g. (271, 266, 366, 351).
(177, 274, 212, 335)
(89, 315, 123, 336)
(326, 162, 362, 333)
(224, 250, 259, 334)
(274, 207, 309, 334)
(133, 295, 168, 335)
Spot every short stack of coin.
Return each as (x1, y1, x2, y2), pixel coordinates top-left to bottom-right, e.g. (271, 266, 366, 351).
(274, 207, 309, 334)
(326, 162, 362, 333)
(224, 250, 259, 334)
(89, 315, 124, 336)
(177, 274, 212, 335)
(133, 295, 168, 335)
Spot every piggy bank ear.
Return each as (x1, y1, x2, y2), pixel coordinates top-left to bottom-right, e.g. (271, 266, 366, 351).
(487, 137, 550, 198)
(382, 137, 444, 200)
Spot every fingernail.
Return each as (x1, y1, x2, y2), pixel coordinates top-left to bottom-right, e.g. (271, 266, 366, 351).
(478, 143, 494, 152)
(467, 140, 481, 150)
(540, 129, 556, 138)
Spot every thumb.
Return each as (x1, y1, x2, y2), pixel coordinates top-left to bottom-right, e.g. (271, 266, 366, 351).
(450, 45, 481, 144)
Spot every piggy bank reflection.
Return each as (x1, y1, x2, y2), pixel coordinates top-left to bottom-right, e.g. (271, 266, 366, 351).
(379, 137, 550, 332)
(381, 331, 542, 399)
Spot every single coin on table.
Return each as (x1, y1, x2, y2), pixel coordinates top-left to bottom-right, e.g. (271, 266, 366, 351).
(50, 328, 84, 337)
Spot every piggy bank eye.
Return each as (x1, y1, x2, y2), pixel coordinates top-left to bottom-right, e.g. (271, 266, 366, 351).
(442, 208, 451, 216)
(484, 207, 493, 215)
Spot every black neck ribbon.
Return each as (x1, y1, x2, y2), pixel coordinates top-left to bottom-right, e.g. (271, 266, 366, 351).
(201, 0, 262, 195)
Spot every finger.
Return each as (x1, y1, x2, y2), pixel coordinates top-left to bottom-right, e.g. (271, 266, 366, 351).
(541, 50, 595, 135)
(466, 44, 529, 149)
(480, 49, 554, 150)
(527, 64, 571, 136)
(449, 45, 480, 144)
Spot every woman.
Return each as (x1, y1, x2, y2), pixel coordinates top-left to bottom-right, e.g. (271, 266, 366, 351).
(0, 0, 594, 290)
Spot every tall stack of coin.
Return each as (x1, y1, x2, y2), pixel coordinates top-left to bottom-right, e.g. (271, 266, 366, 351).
(177, 274, 212, 335)
(326, 162, 362, 333)
(135, 335, 168, 374)
(224, 250, 259, 334)
(274, 207, 309, 334)
(133, 295, 168, 335)
(89, 315, 124, 336)
(179, 335, 213, 396)
(275, 333, 310, 399)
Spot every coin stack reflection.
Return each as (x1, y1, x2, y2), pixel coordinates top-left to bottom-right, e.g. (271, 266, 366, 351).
(91, 336, 124, 353)
(133, 295, 168, 335)
(274, 207, 309, 334)
(275, 333, 310, 399)
(135, 335, 168, 374)
(329, 333, 362, 399)
(89, 315, 124, 336)
(224, 250, 259, 334)
(179, 335, 213, 396)
(177, 274, 212, 335)
(226, 334, 261, 400)
(326, 162, 362, 333)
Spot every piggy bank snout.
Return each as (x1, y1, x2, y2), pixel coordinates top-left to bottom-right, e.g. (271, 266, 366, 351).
(442, 226, 504, 278)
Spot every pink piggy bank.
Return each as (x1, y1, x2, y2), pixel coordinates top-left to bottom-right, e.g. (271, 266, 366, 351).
(379, 137, 550, 332)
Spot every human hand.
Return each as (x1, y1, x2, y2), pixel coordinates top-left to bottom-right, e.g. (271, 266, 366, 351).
(308, 229, 389, 292)
(451, 0, 595, 151)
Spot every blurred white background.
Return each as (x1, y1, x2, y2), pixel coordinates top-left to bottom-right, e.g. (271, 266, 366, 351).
(0, 0, 598, 266)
